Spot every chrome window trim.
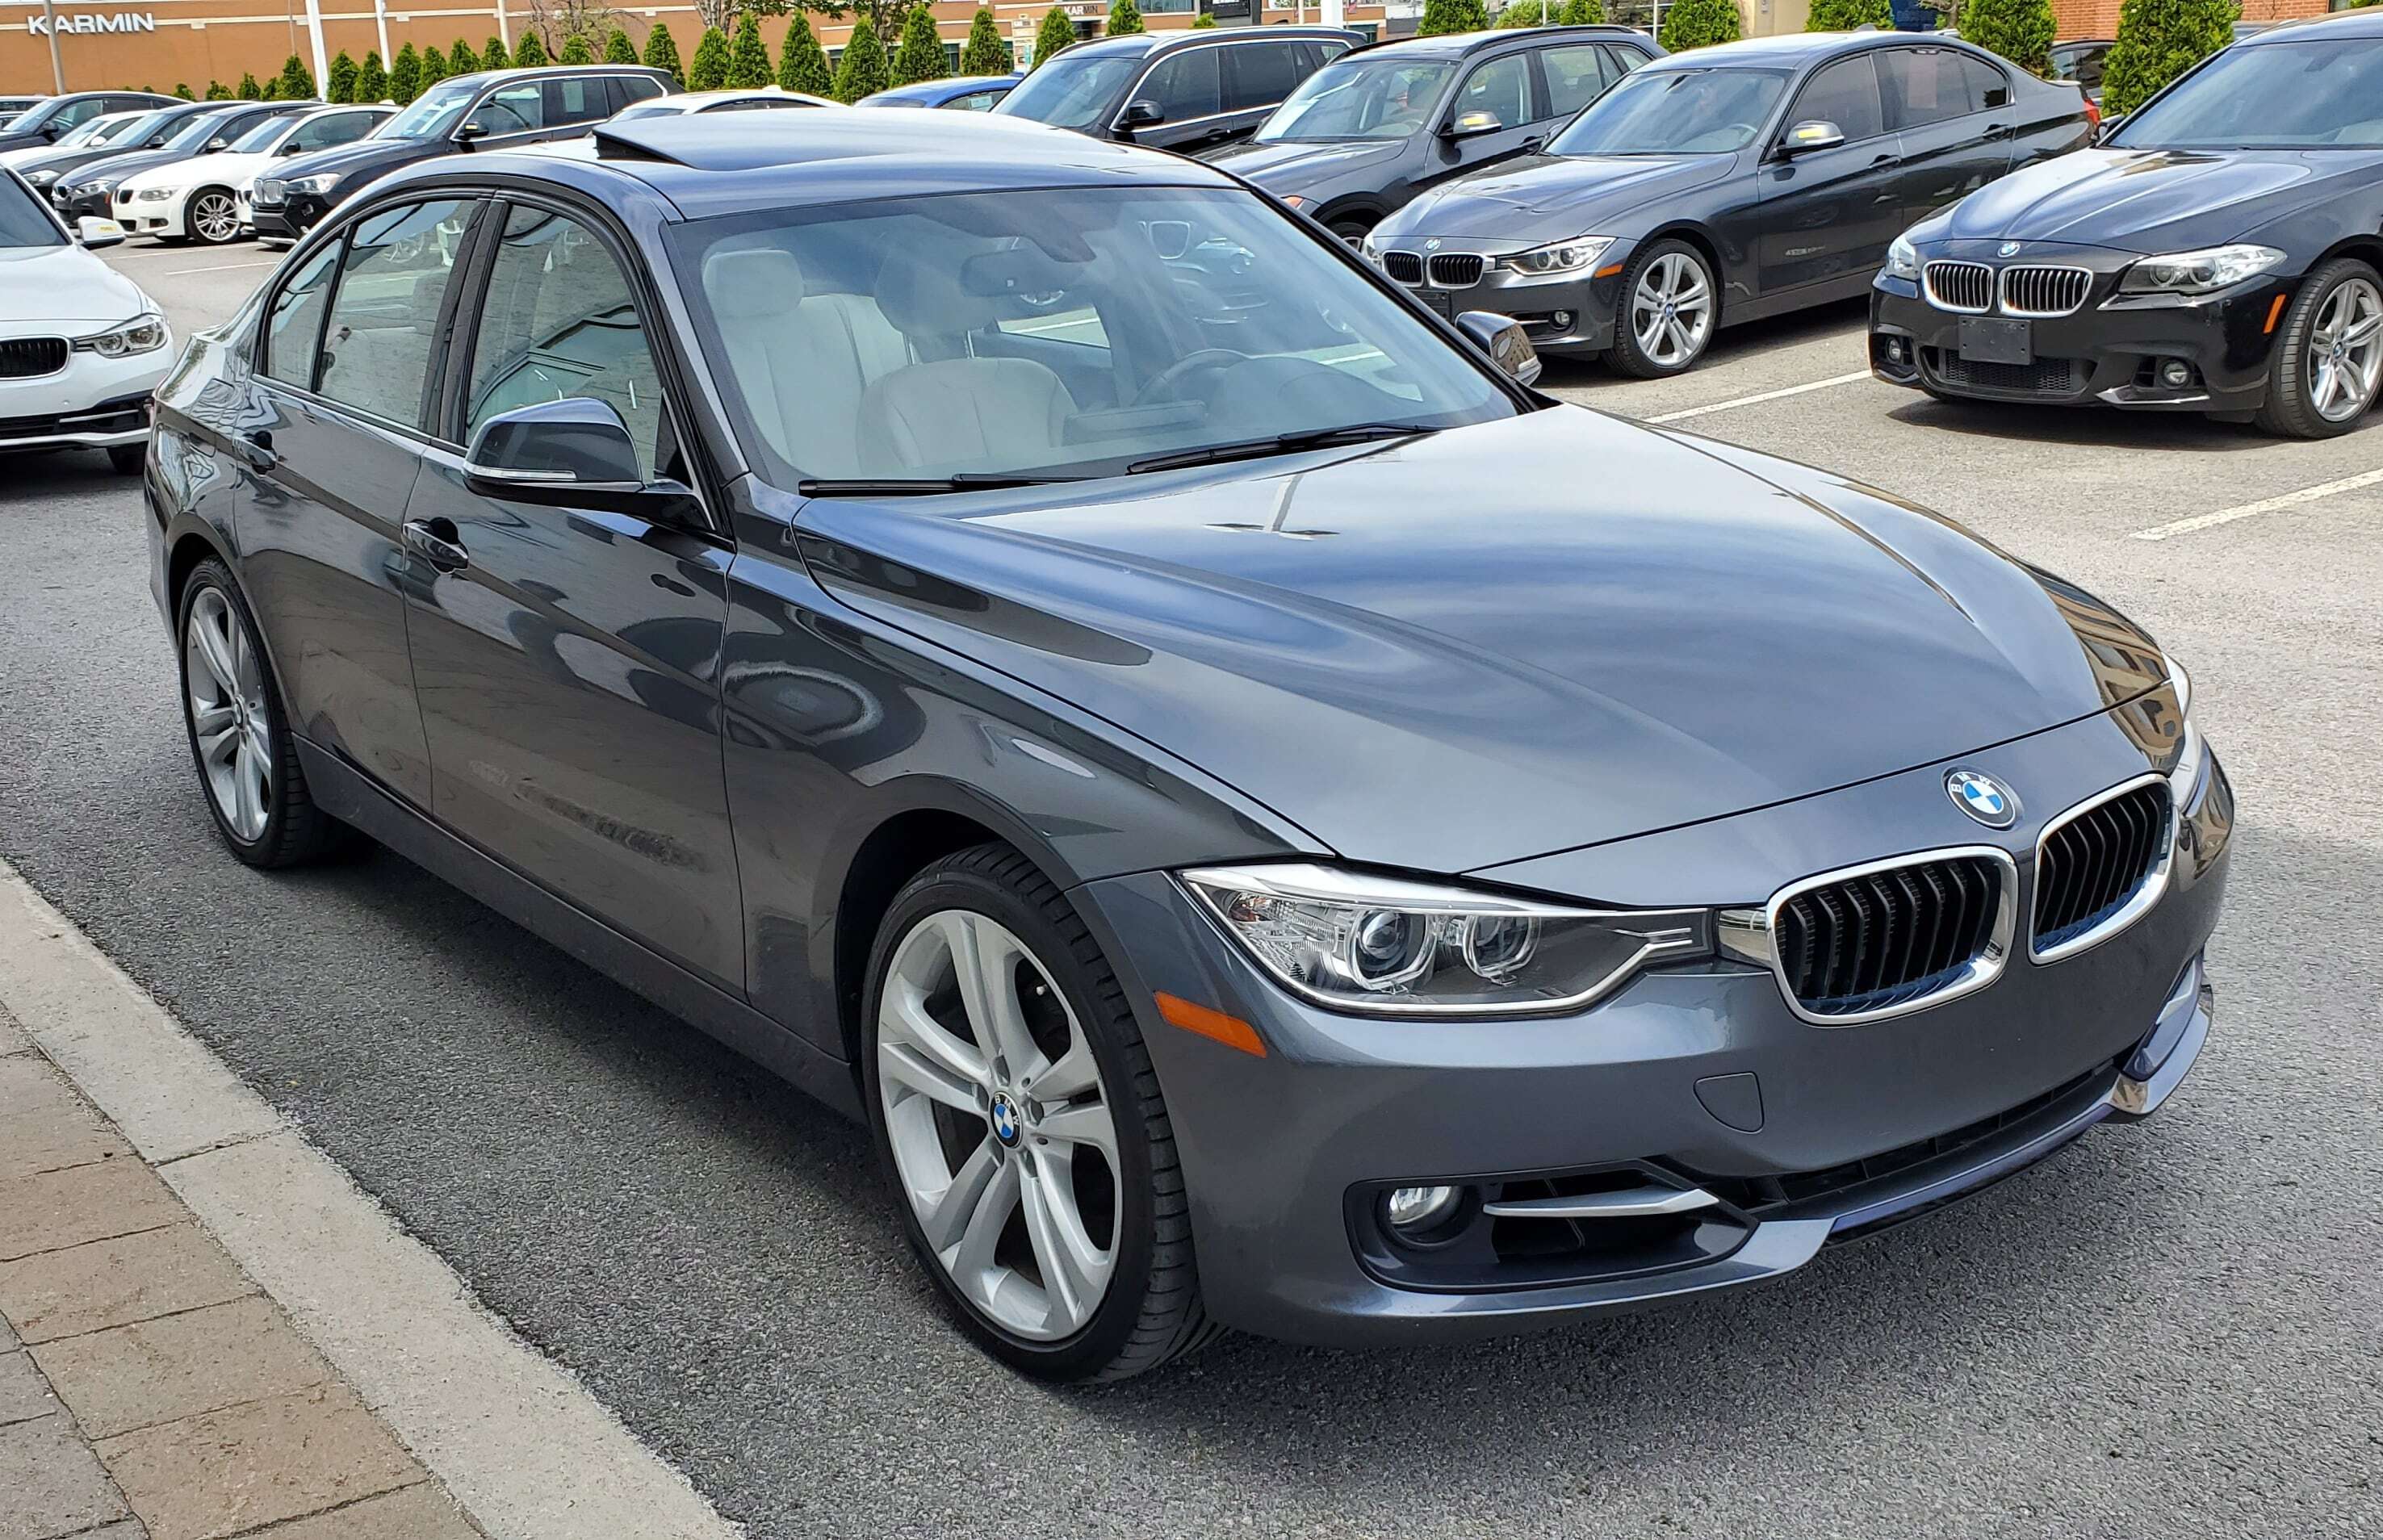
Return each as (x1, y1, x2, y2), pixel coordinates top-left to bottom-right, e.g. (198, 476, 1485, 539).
(1923, 258, 1994, 314)
(1727, 844, 2020, 1027)
(1997, 263, 2095, 319)
(2029, 772, 2175, 965)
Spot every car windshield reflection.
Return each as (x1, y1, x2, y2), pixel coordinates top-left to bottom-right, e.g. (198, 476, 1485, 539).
(1257, 58, 1456, 144)
(1547, 67, 1790, 157)
(2110, 40, 2383, 150)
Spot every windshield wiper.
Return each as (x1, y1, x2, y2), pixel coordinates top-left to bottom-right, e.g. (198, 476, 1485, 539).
(1125, 423, 1439, 475)
(796, 473, 1091, 496)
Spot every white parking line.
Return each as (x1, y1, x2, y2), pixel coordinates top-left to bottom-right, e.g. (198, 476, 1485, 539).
(1645, 370, 1874, 425)
(161, 258, 279, 276)
(2131, 466, 2383, 542)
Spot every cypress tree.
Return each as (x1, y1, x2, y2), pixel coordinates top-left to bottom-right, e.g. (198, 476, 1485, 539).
(1416, 0, 1489, 33)
(1106, 0, 1144, 36)
(262, 78, 282, 100)
(831, 21, 890, 100)
(1497, 0, 1551, 27)
(891, 6, 948, 85)
(173, 81, 194, 98)
(1032, 6, 1075, 67)
(1960, 0, 2054, 75)
(237, 71, 262, 98)
(513, 30, 551, 66)
(605, 27, 639, 63)
(327, 50, 358, 103)
(1658, 0, 1740, 51)
(389, 43, 420, 104)
(421, 45, 448, 86)
(643, 22, 685, 84)
(277, 53, 316, 98)
(357, 51, 387, 101)
(960, 7, 1008, 73)
(726, 14, 773, 86)
(777, 16, 833, 92)
(559, 33, 594, 64)
(689, 26, 731, 89)
(450, 38, 480, 73)
(203, 80, 229, 100)
(1558, 0, 1602, 19)
(484, 35, 510, 70)
(2100, 0, 2230, 114)
(1190, 10, 1216, 23)
(1806, 0, 1887, 24)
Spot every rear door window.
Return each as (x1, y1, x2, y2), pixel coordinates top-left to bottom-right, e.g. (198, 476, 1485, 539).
(1539, 44, 1618, 119)
(1959, 54, 2012, 111)
(1222, 42, 1303, 112)
(612, 74, 668, 109)
(1877, 48, 1976, 131)
(545, 77, 608, 128)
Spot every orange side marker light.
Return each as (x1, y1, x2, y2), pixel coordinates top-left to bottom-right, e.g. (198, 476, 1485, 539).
(1155, 993, 1267, 1058)
(2264, 293, 2289, 334)
(1594, 262, 1627, 279)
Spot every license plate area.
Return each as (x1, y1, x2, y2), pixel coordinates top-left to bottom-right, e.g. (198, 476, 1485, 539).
(1419, 289, 1455, 319)
(1958, 316, 2033, 366)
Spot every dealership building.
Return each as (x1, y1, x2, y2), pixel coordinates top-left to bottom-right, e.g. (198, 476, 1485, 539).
(0, 0, 2352, 102)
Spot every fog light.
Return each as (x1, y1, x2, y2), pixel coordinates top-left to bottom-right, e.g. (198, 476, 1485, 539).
(2159, 358, 2192, 389)
(1384, 1184, 1465, 1237)
(1885, 336, 1908, 363)
(1552, 310, 1573, 329)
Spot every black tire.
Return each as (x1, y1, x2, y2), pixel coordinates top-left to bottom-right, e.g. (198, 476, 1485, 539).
(107, 443, 144, 475)
(2255, 257, 2383, 438)
(1328, 216, 1374, 248)
(174, 559, 358, 868)
(861, 843, 1218, 1383)
(1608, 237, 1718, 379)
(185, 187, 240, 246)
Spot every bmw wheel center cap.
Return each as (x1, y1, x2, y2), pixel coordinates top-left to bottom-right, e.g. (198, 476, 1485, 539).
(990, 1094, 1023, 1147)
(1945, 768, 2020, 829)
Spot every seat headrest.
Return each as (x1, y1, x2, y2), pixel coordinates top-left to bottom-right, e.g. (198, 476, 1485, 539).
(702, 248, 806, 321)
(876, 252, 1003, 341)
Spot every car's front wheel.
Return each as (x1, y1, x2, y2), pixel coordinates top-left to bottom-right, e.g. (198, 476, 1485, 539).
(186, 187, 241, 245)
(862, 844, 1215, 1382)
(2256, 257, 2383, 437)
(1610, 238, 1717, 379)
(176, 559, 354, 867)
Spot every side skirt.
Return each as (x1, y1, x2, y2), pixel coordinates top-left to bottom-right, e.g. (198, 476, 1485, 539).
(296, 739, 865, 1124)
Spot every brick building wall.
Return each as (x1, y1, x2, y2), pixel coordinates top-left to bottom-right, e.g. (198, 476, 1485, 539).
(2052, 0, 2339, 40)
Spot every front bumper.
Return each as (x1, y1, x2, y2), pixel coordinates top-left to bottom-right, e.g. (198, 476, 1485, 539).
(113, 187, 191, 240)
(0, 334, 165, 454)
(51, 184, 115, 225)
(250, 190, 332, 242)
(1870, 241, 2294, 412)
(1369, 236, 1626, 357)
(1074, 712, 2232, 1347)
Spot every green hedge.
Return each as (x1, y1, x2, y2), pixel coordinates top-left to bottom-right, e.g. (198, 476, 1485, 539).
(2100, 0, 2231, 115)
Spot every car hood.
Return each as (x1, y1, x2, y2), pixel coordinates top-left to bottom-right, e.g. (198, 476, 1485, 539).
(793, 408, 2165, 875)
(0, 244, 151, 328)
(1930, 145, 2383, 253)
(271, 136, 428, 185)
(1202, 137, 1405, 189)
(1380, 153, 1736, 241)
(123, 149, 270, 193)
(59, 147, 182, 189)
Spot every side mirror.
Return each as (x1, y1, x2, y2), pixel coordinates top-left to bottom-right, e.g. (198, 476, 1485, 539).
(1778, 119, 1845, 157)
(278, 141, 304, 155)
(452, 122, 487, 147)
(1455, 310, 1542, 387)
(75, 216, 126, 249)
(1443, 109, 1502, 139)
(40, 122, 62, 140)
(461, 398, 697, 520)
(204, 136, 230, 153)
(2094, 112, 2125, 144)
(1119, 98, 1164, 132)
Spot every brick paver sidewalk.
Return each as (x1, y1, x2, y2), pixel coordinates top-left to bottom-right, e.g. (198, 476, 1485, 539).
(1, 1002, 480, 1540)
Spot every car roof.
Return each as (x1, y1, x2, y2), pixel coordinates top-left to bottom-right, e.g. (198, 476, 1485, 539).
(476, 110, 1235, 218)
(870, 75, 1017, 98)
(1055, 24, 1360, 58)
(2237, 8, 2383, 41)
(1342, 23, 1654, 61)
(1643, 29, 1990, 67)
(435, 63, 675, 92)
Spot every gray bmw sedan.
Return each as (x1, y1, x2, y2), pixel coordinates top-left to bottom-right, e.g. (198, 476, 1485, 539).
(144, 110, 2230, 1382)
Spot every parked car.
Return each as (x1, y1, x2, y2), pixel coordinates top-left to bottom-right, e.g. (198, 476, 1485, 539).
(147, 109, 2229, 1384)
(1, 110, 149, 181)
(1874, 10, 2383, 435)
(0, 169, 170, 475)
(52, 101, 313, 226)
(0, 90, 176, 154)
(611, 86, 838, 119)
(2048, 38, 2112, 106)
(994, 26, 1359, 153)
(250, 65, 675, 242)
(861, 75, 1020, 111)
(1208, 26, 1664, 245)
(14, 99, 245, 199)
(0, 95, 44, 119)
(113, 104, 392, 244)
(1369, 31, 2091, 375)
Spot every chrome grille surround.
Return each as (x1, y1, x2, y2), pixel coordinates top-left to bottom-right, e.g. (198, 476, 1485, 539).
(2030, 773, 2176, 964)
(1924, 260, 1995, 314)
(1997, 264, 2094, 318)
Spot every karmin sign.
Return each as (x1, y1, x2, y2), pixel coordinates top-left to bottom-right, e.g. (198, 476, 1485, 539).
(26, 10, 158, 31)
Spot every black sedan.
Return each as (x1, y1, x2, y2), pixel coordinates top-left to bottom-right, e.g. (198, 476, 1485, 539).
(1873, 11, 2383, 436)
(1207, 26, 1662, 245)
(146, 110, 2226, 1383)
(48, 102, 306, 225)
(1368, 31, 2090, 375)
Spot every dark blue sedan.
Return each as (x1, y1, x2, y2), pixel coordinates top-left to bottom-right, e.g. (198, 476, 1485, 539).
(859, 74, 1019, 111)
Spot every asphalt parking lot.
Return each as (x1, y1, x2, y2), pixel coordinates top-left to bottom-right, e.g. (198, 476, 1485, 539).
(2, 240, 2379, 1538)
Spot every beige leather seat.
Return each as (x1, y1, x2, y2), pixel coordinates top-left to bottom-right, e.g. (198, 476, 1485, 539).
(698, 246, 911, 479)
(857, 254, 1077, 476)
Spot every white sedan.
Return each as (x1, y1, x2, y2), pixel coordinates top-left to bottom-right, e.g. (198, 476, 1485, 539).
(113, 104, 392, 245)
(0, 170, 170, 474)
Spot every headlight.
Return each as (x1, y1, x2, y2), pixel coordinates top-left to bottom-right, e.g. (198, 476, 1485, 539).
(2117, 245, 2285, 296)
(73, 312, 170, 359)
(2164, 659, 2203, 804)
(283, 174, 341, 195)
(1359, 232, 1383, 266)
(25, 168, 58, 186)
(1180, 863, 1711, 1017)
(1886, 232, 1920, 279)
(1501, 236, 1613, 277)
(136, 186, 175, 202)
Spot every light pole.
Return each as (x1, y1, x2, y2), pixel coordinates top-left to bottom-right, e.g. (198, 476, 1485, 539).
(41, 0, 65, 92)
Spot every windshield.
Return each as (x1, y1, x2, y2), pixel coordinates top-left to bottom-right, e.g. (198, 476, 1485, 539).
(994, 55, 1141, 131)
(165, 111, 237, 151)
(380, 80, 478, 141)
(2112, 40, 2383, 149)
(1258, 57, 1455, 142)
(0, 172, 64, 247)
(669, 185, 1514, 486)
(109, 108, 184, 149)
(1549, 67, 1790, 156)
(230, 116, 292, 153)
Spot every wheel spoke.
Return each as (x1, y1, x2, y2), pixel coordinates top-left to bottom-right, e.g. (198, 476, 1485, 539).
(879, 1039, 984, 1115)
(1021, 1149, 1109, 1330)
(942, 912, 1039, 1082)
(942, 1151, 1019, 1283)
(232, 741, 262, 835)
(1032, 1037, 1100, 1101)
(1037, 1100, 1116, 1164)
(191, 702, 236, 738)
(191, 610, 238, 695)
(195, 725, 237, 768)
(2342, 314, 2381, 349)
(917, 1135, 1003, 1253)
(882, 987, 989, 1097)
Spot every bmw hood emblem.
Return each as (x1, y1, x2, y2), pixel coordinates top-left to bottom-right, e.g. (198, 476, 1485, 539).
(1998, 241, 2023, 257)
(1945, 768, 2019, 829)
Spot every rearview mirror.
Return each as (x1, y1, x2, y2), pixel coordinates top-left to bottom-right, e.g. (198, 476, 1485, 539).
(465, 399, 647, 506)
(75, 216, 126, 249)
(1455, 310, 1542, 387)
(1779, 119, 1845, 156)
(1444, 109, 1503, 139)
(1119, 99, 1164, 131)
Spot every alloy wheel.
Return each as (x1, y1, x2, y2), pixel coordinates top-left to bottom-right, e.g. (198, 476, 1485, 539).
(183, 586, 272, 842)
(1630, 251, 1714, 369)
(877, 908, 1119, 1341)
(2307, 275, 2383, 423)
(191, 191, 240, 244)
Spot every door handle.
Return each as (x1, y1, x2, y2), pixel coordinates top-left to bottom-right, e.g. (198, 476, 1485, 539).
(1870, 153, 1901, 167)
(400, 517, 470, 573)
(1983, 122, 2010, 140)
